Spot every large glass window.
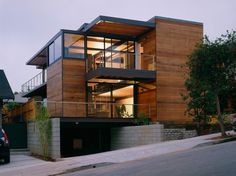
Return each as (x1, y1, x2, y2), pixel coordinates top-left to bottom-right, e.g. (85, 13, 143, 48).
(54, 35, 62, 60)
(49, 43, 54, 65)
(86, 36, 135, 71)
(87, 36, 104, 49)
(64, 33, 84, 58)
(112, 39, 127, 52)
(49, 35, 62, 65)
(87, 82, 134, 118)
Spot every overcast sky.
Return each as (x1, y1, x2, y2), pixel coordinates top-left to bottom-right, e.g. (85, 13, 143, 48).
(0, 0, 236, 92)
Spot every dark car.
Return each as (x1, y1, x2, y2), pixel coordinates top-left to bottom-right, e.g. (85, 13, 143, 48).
(232, 117, 236, 132)
(0, 128, 10, 163)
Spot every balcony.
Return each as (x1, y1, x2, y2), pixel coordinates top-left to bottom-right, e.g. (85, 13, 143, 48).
(21, 70, 47, 97)
(86, 53, 156, 81)
(35, 101, 151, 120)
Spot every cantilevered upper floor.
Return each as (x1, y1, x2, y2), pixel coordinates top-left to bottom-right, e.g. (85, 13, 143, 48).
(22, 15, 160, 97)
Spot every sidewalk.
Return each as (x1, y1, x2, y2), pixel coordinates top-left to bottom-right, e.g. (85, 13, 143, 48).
(0, 131, 234, 176)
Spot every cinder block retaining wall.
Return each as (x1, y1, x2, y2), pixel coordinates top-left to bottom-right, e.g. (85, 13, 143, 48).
(111, 124, 197, 150)
(27, 118, 60, 159)
(163, 129, 197, 141)
(111, 124, 164, 150)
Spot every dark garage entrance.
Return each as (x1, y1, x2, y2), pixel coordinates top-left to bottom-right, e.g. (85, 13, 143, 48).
(60, 118, 134, 157)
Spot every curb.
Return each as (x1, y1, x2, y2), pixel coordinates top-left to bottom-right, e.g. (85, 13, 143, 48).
(194, 136, 236, 148)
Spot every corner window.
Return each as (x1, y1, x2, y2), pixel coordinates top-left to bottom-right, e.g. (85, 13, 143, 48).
(64, 33, 84, 59)
(55, 36, 62, 60)
(49, 43, 54, 65)
(49, 35, 62, 65)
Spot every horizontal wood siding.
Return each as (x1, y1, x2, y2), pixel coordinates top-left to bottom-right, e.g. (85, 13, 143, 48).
(62, 59, 86, 117)
(155, 19, 203, 124)
(138, 29, 157, 121)
(47, 59, 63, 117)
(137, 89, 157, 122)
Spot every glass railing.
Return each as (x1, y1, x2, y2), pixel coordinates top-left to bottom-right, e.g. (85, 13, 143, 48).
(21, 70, 47, 93)
(87, 53, 155, 72)
(34, 101, 151, 119)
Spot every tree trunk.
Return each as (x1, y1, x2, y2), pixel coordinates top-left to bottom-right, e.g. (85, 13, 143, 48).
(216, 95, 227, 137)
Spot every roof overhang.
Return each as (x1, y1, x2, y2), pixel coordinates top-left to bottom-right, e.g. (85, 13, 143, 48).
(26, 31, 63, 67)
(27, 48, 48, 67)
(83, 16, 155, 38)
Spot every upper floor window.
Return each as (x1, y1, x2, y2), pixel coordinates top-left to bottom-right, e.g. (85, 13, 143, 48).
(64, 33, 84, 59)
(86, 36, 135, 71)
(49, 35, 62, 65)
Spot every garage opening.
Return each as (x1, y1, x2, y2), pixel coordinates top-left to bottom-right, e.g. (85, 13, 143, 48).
(60, 119, 134, 157)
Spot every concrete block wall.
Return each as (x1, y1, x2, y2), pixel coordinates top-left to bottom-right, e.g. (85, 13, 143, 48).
(163, 129, 197, 141)
(111, 124, 197, 150)
(111, 124, 164, 150)
(27, 118, 60, 159)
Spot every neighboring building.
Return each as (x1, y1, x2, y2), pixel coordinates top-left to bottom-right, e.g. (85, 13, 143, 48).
(21, 16, 203, 157)
(0, 70, 14, 127)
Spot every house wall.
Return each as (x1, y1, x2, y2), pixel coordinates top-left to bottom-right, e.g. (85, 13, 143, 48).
(155, 19, 203, 124)
(138, 89, 156, 121)
(27, 118, 61, 159)
(47, 59, 63, 117)
(62, 59, 86, 117)
(46, 59, 86, 117)
(138, 30, 157, 121)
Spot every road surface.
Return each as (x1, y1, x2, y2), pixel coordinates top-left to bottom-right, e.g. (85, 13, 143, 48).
(64, 141, 236, 176)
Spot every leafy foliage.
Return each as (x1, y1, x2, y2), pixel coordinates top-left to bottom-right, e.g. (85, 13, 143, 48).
(35, 104, 51, 160)
(134, 112, 150, 125)
(5, 102, 19, 111)
(183, 30, 236, 136)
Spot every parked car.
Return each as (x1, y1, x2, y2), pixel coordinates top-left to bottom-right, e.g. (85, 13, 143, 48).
(0, 128, 10, 163)
(232, 116, 236, 132)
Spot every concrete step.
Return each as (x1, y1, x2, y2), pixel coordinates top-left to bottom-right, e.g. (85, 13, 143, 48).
(10, 148, 30, 155)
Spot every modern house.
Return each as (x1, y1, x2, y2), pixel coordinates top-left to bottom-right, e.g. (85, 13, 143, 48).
(20, 15, 203, 157)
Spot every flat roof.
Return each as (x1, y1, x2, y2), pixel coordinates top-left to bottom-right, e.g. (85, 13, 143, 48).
(82, 15, 155, 37)
(148, 16, 203, 26)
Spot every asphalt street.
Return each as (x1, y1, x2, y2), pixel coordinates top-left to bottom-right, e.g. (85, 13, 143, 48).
(64, 141, 236, 176)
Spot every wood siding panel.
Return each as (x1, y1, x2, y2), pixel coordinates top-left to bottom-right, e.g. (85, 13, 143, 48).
(138, 89, 157, 122)
(138, 30, 157, 121)
(62, 59, 86, 117)
(155, 19, 203, 124)
(47, 59, 63, 117)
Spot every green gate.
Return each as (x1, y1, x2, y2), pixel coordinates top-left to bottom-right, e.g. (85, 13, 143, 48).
(2, 123, 27, 149)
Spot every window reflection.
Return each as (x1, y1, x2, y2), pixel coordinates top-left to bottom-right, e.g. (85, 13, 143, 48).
(49, 35, 62, 65)
(87, 36, 104, 49)
(87, 36, 135, 71)
(64, 33, 84, 58)
(55, 36, 62, 60)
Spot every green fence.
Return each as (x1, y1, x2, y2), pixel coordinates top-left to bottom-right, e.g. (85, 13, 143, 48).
(2, 123, 27, 149)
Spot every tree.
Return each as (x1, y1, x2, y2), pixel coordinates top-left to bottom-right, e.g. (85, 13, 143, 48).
(184, 31, 236, 137)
